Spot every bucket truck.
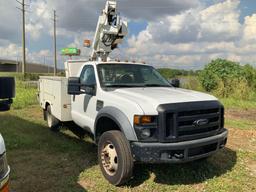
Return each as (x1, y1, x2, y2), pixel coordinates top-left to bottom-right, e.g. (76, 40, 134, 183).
(38, 0, 228, 185)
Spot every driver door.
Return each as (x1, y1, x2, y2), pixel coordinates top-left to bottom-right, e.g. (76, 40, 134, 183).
(71, 65, 98, 132)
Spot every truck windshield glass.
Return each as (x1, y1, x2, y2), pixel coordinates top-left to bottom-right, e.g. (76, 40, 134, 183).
(97, 64, 171, 88)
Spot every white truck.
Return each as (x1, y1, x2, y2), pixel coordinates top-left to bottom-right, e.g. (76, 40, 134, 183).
(0, 77, 14, 192)
(39, 0, 228, 186)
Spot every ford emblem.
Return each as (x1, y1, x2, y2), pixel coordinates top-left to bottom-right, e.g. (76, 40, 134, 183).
(193, 119, 209, 127)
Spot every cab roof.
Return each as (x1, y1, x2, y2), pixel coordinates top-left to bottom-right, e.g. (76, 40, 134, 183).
(66, 59, 149, 66)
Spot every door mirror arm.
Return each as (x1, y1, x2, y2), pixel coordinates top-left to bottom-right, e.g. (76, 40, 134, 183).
(81, 84, 97, 96)
(170, 79, 180, 88)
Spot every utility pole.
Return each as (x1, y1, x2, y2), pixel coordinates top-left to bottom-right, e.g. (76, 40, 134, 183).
(17, 0, 28, 75)
(53, 10, 57, 76)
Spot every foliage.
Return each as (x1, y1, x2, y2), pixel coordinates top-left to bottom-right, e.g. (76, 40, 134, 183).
(12, 80, 38, 109)
(199, 59, 245, 91)
(158, 68, 197, 79)
(181, 76, 204, 91)
(243, 64, 256, 89)
(199, 59, 256, 99)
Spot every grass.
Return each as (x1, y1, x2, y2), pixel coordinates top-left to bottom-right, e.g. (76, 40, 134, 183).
(180, 76, 256, 109)
(0, 106, 255, 192)
(13, 81, 38, 109)
(225, 118, 256, 130)
(0, 72, 38, 109)
(0, 73, 256, 191)
(221, 98, 256, 110)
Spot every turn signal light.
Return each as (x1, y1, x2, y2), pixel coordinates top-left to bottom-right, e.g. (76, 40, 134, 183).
(1, 182, 9, 192)
(134, 115, 154, 125)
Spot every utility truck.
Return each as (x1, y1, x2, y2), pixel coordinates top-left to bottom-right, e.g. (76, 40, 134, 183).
(0, 77, 15, 192)
(39, 0, 228, 185)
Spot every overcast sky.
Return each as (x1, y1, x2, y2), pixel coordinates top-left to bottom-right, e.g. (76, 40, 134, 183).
(0, 0, 256, 69)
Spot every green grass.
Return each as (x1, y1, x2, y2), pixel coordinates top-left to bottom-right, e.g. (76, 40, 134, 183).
(225, 118, 256, 130)
(221, 98, 256, 110)
(0, 106, 255, 192)
(179, 76, 256, 109)
(0, 73, 255, 191)
(13, 81, 38, 109)
(0, 72, 39, 109)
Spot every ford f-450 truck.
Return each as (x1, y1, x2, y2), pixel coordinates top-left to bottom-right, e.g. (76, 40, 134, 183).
(38, 0, 228, 186)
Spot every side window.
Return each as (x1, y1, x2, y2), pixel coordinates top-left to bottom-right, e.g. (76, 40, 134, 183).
(80, 65, 96, 86)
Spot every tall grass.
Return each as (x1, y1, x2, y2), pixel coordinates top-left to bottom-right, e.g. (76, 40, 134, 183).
(181, 75, 256, 109)
(0, 72, 38, 109)
(13, 81, 38, 109)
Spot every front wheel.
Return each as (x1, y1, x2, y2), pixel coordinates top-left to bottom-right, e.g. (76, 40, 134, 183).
(98, 131, 134, 186)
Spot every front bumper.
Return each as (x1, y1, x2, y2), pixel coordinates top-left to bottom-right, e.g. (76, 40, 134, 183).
(131, 129, 228, 163)
(0, 166, 10, 192)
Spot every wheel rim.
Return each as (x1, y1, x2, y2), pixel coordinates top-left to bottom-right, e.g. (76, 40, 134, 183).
(101, 142, 118, 176)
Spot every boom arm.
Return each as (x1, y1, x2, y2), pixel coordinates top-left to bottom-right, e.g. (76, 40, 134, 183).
(91, 0, 128, 61)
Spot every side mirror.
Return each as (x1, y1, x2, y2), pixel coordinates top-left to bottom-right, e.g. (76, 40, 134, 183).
(68, 77, 96, 96)
(68, 77, 82, 95)
(171, 79, 180, 88)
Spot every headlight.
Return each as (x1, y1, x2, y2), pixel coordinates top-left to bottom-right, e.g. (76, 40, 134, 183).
(134, 115, 158, 141)
(140, 129, 151, 139)
(0, 153, 8, 178)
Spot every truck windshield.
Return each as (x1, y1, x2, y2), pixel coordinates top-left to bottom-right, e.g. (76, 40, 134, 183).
(97, 64, 171, 88)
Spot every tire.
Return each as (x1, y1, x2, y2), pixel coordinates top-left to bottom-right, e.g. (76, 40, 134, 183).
(0, 77, 15, 99)
(98, 131, 134, 186)
(46, 105, 60, 131)
(0, 100, 11, 112)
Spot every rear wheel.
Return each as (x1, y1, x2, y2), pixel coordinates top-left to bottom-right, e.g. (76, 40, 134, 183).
(98, 131, 134, 186)
(46, 105, 60, 131)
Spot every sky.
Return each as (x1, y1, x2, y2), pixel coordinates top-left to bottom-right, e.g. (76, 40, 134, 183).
(0, 0, 256, 70)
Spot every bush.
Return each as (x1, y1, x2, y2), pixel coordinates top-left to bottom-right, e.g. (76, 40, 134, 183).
(158, 68, 196, 79)
(243, 64, 256, 89)
(213, 78, 252, 100)
(182, 76, 204, 91)
(198, 59, 256, 100)
(199, 59, 245, 92)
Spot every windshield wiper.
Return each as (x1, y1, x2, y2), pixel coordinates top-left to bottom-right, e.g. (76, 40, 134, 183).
(144, 84, 171, 87)
(105, 84, 144, 88)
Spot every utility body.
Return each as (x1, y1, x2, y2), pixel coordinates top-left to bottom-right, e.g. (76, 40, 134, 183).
(38, 0, 228, 185)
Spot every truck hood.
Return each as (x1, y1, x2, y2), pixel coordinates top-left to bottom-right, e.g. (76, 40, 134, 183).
(0, 134, 6, 155)
(109, 87, 218, 114)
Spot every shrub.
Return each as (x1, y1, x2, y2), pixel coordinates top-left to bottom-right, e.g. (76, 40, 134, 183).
(243, 64, 256, 89)
(182, 76, 204, 91)
(213, 78, 251, 100)
(199, 58, 256, 99)
(199, 59, 244, 92)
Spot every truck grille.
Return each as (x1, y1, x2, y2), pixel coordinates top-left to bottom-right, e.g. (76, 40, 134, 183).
(158, 101, 224, 142)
